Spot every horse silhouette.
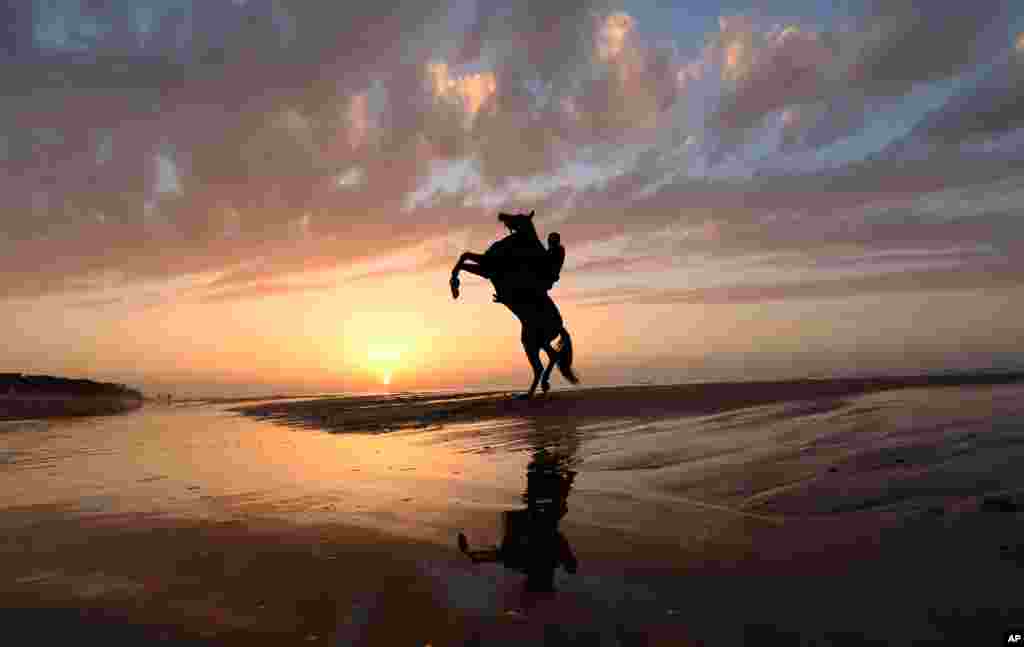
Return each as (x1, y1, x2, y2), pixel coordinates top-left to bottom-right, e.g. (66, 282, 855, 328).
(450, 210, 549, 301)
(451, 211, 580, 398)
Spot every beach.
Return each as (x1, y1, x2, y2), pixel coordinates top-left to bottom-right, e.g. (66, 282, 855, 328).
(2, 376, 1023, 644)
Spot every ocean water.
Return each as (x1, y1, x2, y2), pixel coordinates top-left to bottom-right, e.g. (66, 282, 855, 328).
(2, 383, 1023, 539)
(3, 383, 1023, 642)
(2, 384, 1024, 524)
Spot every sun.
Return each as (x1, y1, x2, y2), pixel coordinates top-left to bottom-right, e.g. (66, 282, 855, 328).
(367, 344, 404, 387)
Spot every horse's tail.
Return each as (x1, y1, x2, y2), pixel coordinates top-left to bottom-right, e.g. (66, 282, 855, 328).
(556, 327, 580, 385)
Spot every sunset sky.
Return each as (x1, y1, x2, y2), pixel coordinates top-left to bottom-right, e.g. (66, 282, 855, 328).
(2, 1, 1023, 397)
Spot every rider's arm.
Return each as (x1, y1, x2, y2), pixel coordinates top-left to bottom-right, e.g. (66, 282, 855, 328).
(550, 246, 565, 279)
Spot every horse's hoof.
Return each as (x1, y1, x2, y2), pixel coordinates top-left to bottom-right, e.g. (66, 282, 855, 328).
(514, 393, 531, 401)
(541, 382, 551, 394)
(450, 279, 460, 299)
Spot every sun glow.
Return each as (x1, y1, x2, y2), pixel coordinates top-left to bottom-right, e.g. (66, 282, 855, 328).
(339, 309, 433, 388)
(367, 345, 403, 363)
(367, 343, 405, 388)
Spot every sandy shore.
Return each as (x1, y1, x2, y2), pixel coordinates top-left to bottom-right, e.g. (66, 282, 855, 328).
(229, 373, 1024, 433)
(3, 377, 1024, 644)
(2, 494, 1020, 645)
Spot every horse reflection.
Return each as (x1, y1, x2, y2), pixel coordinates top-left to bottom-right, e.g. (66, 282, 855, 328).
(458, 418, 580, 592)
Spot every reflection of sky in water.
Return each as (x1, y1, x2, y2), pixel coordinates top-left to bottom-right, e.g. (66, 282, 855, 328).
(3, 384, 1024, 545)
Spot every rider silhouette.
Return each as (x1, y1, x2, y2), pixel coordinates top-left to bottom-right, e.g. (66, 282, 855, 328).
(545, 232, 565, 291)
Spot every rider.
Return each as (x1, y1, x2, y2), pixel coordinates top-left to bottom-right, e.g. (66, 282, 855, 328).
(544, 232, 565, 291)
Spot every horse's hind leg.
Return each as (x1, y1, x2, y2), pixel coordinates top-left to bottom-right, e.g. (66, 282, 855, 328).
(540, 343, 558, 393)
(518, 332, 544, 399)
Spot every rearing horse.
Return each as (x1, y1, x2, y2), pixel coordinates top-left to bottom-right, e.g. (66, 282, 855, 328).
(451, 211, 580, 399)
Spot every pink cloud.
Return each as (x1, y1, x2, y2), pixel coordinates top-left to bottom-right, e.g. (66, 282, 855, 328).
(197, 281, 337, 304)
(711, 20, 832, 132)
(574, 261, 1024, 307)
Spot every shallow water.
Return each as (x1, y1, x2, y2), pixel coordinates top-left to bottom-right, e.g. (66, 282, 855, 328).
(3, 384, 1024, 543)
(3, 384, 1024, 643)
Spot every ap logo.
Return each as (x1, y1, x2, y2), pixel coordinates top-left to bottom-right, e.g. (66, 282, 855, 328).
(1008, 633, 1022, 643)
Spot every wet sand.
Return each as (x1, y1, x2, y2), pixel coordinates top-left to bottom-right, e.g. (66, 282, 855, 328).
(2, 377, 1024, 644)
(229, 373, 1024, 431)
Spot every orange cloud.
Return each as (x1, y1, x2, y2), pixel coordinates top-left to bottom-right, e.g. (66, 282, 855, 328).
(710, 16, 832, 135)
(347, 93, 369, 150)
(198, 281, 336, 304)
(597, 12, 635, 62)
(426, 62, 497, 122)
(724, 42, 746, 80)
(717, 15, 757, 82)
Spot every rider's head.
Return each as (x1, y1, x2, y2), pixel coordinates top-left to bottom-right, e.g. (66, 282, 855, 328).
(548, 232, 561, 247)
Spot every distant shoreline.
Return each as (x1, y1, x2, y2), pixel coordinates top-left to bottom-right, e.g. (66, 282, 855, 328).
(0, 373, 143, 421)
(0, 394, 143, 421)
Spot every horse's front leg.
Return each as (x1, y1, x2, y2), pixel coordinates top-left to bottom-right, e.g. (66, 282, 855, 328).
(451, 252, 487, 276)
(450, 252, 488, 299)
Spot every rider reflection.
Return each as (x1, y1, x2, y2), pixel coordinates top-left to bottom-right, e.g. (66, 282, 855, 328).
(458, 422, 580, 592)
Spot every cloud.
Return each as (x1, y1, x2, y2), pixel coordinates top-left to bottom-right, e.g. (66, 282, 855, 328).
(427, 63, 497, 123)
(706, 1, 1014, 152)
(544, 152, 1024, 275)
(197, 281, 336, 304)
(596, 12, 634, 61)
(885, 49, 1024, 152)
(454, 7, 681, 184)
(567, 254, 668, 275)
(458, 0, 615, 82)
(1, 0, 1022, 310)
(0, 3, 681, 300)
(835, 0, 1012, 96)
(778, 101, 871, 152)
(712, 21, 832, 132)
(66, 296, 125, 309)
(571, 261, 1024, 307)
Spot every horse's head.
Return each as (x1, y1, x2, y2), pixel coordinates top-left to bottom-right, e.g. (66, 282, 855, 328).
(498, 210, 535, 235)
(486, 209, 544, 268)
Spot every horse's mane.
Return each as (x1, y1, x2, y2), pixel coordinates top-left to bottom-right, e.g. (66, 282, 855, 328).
(481, 222, 546, 302)
(485, 221, 544, 259)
